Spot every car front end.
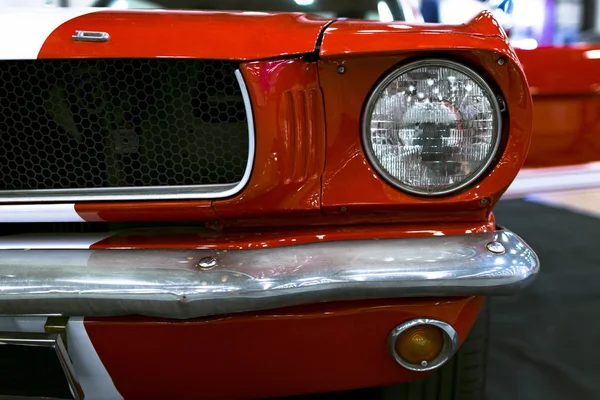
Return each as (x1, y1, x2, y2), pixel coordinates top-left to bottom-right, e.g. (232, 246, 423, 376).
(0, 7, 536, 399)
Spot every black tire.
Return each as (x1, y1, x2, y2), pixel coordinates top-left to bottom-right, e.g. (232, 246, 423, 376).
(381, 300, 490, 400)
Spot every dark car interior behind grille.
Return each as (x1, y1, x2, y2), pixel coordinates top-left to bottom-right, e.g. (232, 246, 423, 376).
(0, 58, 249, 191)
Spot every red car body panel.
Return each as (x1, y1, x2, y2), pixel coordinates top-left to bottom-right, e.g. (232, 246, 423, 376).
(39, 10, 331, 60)
(517, 46, 600, 168)
(34, 10, 532, 224)
(76, 200, 219, 222)
(212, 60, 326, 220)
(319, 11, 516, 58)
(86, 296, 483, 400)
(89, 219, 496, 250)
(318, 12, 531, 220)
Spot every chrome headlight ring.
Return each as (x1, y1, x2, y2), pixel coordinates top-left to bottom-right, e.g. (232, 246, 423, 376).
(362, 59, 503, 196)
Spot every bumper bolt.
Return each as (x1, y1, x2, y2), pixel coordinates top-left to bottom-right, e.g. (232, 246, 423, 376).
(337, 65, 346, 74)
(486, 241, 505, 255)
(197, 256, 218, 270)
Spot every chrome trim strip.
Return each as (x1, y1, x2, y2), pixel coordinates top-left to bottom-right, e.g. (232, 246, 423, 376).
(0, 69, 255, 203)
(72, 30, 110, 42)
(0, 229, 538, 319)
(387, 319, 459, 371)
(0, 331, 83, 399)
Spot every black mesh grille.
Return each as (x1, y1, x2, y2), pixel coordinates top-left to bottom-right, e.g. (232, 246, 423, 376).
(0, 59, 249, 191)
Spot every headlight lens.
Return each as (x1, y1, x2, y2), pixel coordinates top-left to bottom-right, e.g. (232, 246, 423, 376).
(363, 60, 502, 196)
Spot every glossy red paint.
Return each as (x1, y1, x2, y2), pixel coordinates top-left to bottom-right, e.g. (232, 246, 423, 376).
(75, 201, 217, 222)
(38, 10, 330, 60)
(212, 59, 326, 219)
(320, 11, 512, 58)
(86, 297, 483, 400)
(517, 47, 600, 96)
(38, 11, 529, 226)
(318, 42, 531, 218)
(516, 46, 600, 168)
(90, 220, 495, 250)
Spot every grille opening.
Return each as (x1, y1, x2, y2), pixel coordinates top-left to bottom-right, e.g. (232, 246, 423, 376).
(0, 59, 249, 192)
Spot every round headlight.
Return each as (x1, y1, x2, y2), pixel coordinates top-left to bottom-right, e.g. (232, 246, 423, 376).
(363, 59, 502, 196)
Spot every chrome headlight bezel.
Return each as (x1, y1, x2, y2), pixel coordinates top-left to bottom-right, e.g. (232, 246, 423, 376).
(361, 59, 503, 196)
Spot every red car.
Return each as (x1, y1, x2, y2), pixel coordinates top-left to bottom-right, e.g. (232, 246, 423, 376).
(0, 2, 537, 399)
(503, 45, 600, 198)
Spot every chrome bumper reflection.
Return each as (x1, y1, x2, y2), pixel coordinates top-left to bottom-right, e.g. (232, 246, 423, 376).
(0, 229, 538, 319)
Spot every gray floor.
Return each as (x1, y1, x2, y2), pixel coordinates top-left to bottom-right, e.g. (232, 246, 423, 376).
(487, 200, 600, 400)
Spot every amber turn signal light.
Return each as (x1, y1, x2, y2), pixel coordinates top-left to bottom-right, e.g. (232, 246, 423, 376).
(396, 324, 444, 365)
(388, 319, 459, 371)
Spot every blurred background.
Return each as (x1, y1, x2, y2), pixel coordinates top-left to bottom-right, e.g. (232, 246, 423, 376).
(1, 0, 599, 47)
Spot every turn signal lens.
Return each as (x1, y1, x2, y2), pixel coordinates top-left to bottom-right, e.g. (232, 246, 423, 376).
(388, 319, 459, 371)
(395, 324, 444, 365)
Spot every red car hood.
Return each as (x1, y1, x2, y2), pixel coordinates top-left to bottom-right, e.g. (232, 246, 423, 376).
(0, 8, 332, 60)
(3, 8, 510, 62)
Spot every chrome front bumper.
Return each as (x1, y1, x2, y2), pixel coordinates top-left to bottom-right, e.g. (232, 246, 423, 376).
(0, 229, 538, 319)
